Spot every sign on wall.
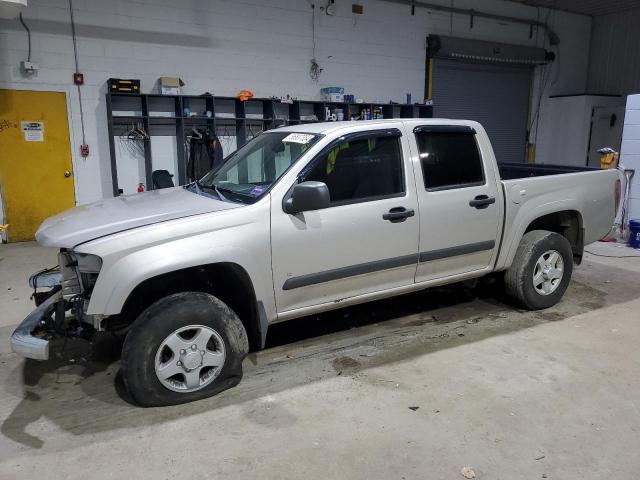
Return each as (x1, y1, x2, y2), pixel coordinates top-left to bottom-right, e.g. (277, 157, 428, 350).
(21, 121, 44, 142)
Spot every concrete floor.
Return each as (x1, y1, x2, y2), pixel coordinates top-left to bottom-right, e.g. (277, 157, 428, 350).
(1, 241, 640, 479)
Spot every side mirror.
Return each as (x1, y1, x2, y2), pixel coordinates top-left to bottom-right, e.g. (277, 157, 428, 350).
(283, 181, 330, 214)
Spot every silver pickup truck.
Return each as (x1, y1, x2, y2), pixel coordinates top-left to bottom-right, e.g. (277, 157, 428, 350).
(11, 119, 620, 406)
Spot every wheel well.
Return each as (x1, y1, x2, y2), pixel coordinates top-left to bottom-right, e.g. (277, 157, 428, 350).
(525, 210, 584, 263)
(111, 263, 262, 351)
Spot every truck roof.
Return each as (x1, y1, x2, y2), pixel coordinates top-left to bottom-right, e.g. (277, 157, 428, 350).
(271, 118, 478, 135)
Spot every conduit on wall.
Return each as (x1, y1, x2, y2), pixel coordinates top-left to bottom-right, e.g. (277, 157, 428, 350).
(379, 0, 560, 45)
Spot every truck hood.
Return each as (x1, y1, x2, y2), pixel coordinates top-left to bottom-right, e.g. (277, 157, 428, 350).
(36, 187, 242, 248)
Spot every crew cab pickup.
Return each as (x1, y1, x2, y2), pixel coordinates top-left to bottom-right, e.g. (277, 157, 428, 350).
(11, 119, 620, 406)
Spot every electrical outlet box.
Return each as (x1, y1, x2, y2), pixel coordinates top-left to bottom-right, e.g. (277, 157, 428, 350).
(352, 3, 363, 14)
(20, 61, 39, 74)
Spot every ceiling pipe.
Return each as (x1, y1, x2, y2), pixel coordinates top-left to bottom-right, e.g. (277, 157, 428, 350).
(378, 0, 560, 45)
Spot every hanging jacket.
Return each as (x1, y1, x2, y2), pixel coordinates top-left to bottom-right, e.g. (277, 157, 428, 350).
(187, 130, 225, 182)
(208, 133, 224, 170)
(187, 135, 211, 182)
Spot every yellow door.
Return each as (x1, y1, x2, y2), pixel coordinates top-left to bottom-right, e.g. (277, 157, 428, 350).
(0, 90, 75, 242)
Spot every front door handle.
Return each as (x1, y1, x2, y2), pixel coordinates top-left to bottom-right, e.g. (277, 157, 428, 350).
(64, 170, 71, 178)
(469, 195, 495, 209)
(383, 207, 415, 223)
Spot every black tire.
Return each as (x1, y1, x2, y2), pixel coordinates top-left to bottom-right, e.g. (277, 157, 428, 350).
(121, 292, 249, 407)
(504, 230, 573, 310)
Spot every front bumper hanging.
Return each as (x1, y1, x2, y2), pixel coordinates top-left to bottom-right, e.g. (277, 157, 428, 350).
(10, 290, 62, 361)
(12, 253, 103, 361)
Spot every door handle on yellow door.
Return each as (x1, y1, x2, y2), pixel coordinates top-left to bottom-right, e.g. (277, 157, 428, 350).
(64, 171, 71, 178)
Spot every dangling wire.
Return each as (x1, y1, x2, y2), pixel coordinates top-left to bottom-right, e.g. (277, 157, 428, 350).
(68, 0, 86, 148)
(311, 3, 316, 59)
(19, 12, 31, 62)
(309, 3, 322, 82)
(528, 7, 554, 145)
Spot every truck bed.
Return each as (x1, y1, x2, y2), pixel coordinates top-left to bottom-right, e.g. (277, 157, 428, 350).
(498, 162, 601, 180)
(495, 165, 619, 271)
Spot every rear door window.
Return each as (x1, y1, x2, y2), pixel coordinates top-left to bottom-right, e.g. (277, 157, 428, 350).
(415, 128, 484, 191)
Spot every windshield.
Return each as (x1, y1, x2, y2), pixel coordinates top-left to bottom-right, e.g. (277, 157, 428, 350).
(199, 131, 321, 203)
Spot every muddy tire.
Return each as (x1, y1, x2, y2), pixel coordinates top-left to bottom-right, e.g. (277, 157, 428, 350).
(504, 230, 573, 310)
(121, 292, 249, 407)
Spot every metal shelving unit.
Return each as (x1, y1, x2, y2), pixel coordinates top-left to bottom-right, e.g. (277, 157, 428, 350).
(106, 92, 433, 196)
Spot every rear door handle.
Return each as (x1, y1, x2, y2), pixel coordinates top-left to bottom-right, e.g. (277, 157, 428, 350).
(469, 195, 495, 209)
(383, 207, 415, 223)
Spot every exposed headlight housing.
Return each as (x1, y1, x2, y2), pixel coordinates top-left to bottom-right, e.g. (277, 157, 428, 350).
(58, 251, 102, 299)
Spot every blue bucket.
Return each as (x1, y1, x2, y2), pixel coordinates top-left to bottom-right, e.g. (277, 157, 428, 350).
(630, 219, 640, 249)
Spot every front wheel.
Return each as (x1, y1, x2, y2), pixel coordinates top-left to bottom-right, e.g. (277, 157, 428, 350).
(121, 292, 249, 407)
(504, 230, 573, 310)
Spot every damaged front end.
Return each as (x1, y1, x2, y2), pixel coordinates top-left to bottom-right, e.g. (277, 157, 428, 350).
(10, 251, 103, 361)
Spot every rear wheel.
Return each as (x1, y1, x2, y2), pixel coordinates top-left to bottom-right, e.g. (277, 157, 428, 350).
(504, 230, 573, 310)
(121, 292, 249, 407)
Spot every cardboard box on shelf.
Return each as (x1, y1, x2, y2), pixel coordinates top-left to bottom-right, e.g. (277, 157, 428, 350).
(157, 77, 185, 95)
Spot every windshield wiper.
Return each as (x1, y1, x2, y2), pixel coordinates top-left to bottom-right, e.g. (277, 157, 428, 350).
(195, 180, 223, 200)
(199, 181, 254, 204)
(213, 185, 253, 204)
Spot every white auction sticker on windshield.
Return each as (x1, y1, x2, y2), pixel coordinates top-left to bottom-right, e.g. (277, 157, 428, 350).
(282, 133, 315, 144)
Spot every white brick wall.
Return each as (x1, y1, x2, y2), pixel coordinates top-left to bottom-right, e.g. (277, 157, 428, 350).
(621, 94, 640, 221)
(0, 0, 591, 204)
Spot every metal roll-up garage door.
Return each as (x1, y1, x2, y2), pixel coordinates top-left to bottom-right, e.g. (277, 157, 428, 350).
(431, 58, 533, 164)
